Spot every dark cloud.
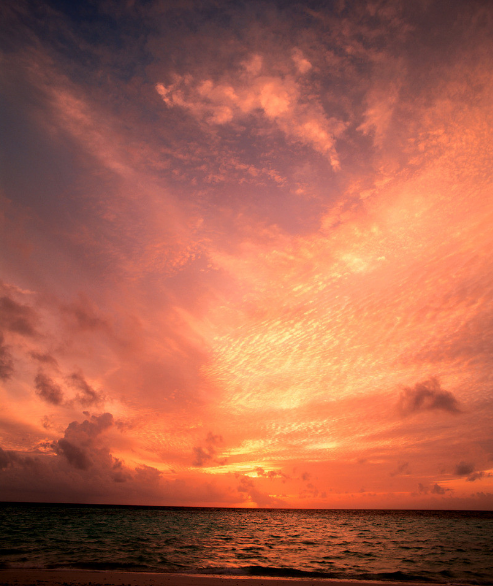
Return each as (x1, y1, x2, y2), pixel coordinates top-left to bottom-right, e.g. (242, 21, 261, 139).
(41, 415, 54, 430)
(236, 473, 285, 507)
(397, 377, 461, 416)
(418, 482, 451, 495)
(0, 447, 19, 470)
(35, 370, 104, 407)
(205, 432, 222, 445)
(30, 351, 58, 366)
(467, 471, 485, 482)
(431, 483, 448, 495)
(299, 481, 324, 500)
(192, 446, 213, 467)
(237, 474, 254, 491)
(0, 334, 14, 380)
(296, 471, 322, 497)
(34, 371, 64, 405)
(0, 295, 37, 336)
(112, 458, 131, 483)
(454, 461, 486, 482)
(134, 464, 162, 485)
(55, 412, 114, 470)
(68, 371, 104, 406)
(0, 446, 34, 470)
(64, 412, 114, 441)
(455, 461, 474, 476)
(255, 467, 289, 481)
(390, 461, 410, 477)
(192, 432, 226, 467)
(56, 438, 91, 470)
(0, 419, 231, 506)
(63, 295, 110, 332)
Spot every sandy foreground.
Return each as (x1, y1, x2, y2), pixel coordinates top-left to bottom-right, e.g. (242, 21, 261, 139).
(0, 571, 436, 586)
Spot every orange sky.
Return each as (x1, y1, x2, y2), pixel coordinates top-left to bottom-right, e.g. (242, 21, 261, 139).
(1, 0, 493, 509)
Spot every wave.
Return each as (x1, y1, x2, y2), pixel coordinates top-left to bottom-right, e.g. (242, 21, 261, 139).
(178, 566, 454, 583)
(196, 566, 493, 584)
(3, 562, 492, 584)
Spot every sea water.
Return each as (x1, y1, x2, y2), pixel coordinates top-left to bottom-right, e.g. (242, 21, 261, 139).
(1, 504, 492, 584)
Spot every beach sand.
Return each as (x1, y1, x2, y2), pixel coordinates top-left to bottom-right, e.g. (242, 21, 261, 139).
(0, 571, 433, 586)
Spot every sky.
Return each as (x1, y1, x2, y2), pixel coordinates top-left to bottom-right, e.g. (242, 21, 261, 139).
(1, 0, 493, 509)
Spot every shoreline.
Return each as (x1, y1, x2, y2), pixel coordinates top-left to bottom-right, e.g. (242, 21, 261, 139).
(0, 570, 459, 586)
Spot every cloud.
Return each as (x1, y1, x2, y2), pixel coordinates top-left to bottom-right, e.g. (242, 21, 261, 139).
(0, 447, 20, 470)
(192, 432, 226, 467)
(0, 432, 236, 506)
(156, 48, 345, 170)
(55, 413, 114, 470)
(67, 371, 104, 406)
(1, 411, 166, 503)
(295, 470, 323, 499)
(390, 461, 410, 477)
(63, 294, 110, 332)
(0, 295, 37, 336)
(397, 377, 461, 416)
(34, 370, 103, 407)
(0, 446, 35, 471)
(30, 351, 58, 366)
(111, 458, 131, 483)
(255, 467, 288, 481)
(467, 472, 485, 482)
(0, 334, 14, 380)
(192, 446, 213, 467)
(455, 461, 474, 476)
(34, 371, 64, 405)
(64, 412, 113, 442)
(236, 474, 285, 507)
(418, 482, 451, 495)
(56, 438, 91, 470)
(134, 464, 162, 485)
(431, 483, 448, 495)
(299, 482, 322, 499)
(454, 462, 487, 482)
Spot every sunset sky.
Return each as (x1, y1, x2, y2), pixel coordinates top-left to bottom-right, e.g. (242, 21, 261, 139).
(1, 0, 493, 509)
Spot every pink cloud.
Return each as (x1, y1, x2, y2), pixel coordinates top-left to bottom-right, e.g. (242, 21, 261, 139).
(156, 50, 345, 170)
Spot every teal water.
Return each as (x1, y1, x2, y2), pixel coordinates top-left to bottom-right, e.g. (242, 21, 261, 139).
(0, 504, 492, 584)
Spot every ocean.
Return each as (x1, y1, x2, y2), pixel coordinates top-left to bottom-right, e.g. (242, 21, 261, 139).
(1, 504, 492, 584)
